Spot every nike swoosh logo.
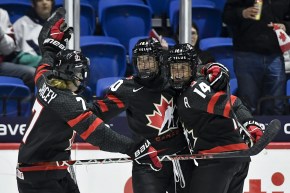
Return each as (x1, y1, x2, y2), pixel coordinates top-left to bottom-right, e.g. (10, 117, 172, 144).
(133, 86, 144, 92)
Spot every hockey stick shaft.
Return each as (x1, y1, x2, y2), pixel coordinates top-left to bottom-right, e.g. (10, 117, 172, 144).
(226, 84, 281, 156)
(19, 120, 280, 169)
(226, 84, 255, 147)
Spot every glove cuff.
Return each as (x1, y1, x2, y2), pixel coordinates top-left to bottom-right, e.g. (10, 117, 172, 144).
(243, 120, 260, 127)
(127, 139, 151, 158)
(243, 120, 260, 128)
(206, 62, 229, 72)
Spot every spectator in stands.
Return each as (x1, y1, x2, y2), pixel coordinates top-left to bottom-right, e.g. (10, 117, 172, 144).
(12, 0, 55, 68)
(0, 8, 35, 93)
(223, 0, 290, 115)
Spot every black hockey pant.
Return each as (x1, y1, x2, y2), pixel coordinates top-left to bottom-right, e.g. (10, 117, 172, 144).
(17, 172, 80, 193)
(189, 161, 250, 193)
(132, 158, 195, 193)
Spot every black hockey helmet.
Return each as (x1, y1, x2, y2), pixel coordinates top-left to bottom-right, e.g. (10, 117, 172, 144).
(54, 49, 89, 92)
(132, 37, 163, 79)
(166, 43, 199, 90)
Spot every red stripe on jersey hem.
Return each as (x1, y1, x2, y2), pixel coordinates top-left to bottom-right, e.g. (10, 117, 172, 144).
(80, 118, 103, 140)
(107, 94, 125, 108)
(67, 111, 93, 127)
(97, 100, 108, 112)
(19, 165, 68, 172)
(198, 143, 248, 154)
(224, 96, 237, 117)
(207, 92, 224, 113)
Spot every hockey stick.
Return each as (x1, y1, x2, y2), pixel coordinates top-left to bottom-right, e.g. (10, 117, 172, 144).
(226, 83, 257, 147)
(163, 119, 280, 161)
(18, 119, 280, 169)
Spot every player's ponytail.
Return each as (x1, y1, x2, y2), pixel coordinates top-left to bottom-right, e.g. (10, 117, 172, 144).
(48, 78, 69, 90)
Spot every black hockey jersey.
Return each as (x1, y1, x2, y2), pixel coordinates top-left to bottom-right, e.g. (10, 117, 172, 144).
(95, 76, 188, 155)
(17, 63, 135, 180)
(177, 77, 253, 155)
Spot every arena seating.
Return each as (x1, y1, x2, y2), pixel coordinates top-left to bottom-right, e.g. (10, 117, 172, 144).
(55, 0, 96, 35)
(96, 76, 123, 98)
(0, 76, 31, 117)
(98, 0, 152, 51)
(199, 37, 235, 79)
(145, 0, 171, 17)
(0, 0, 31, 23)
(169, 0, 222, 39)
(80, 36, 127, 94)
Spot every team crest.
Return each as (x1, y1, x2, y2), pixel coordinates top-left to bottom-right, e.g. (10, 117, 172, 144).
(146, 95, 178, 135)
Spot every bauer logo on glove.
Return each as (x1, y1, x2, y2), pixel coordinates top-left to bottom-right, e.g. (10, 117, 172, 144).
(128, 139, 162, 171)
(43, 38, 66, 50)
(134, 139, 150, 157)
(240, 120, 264, 147)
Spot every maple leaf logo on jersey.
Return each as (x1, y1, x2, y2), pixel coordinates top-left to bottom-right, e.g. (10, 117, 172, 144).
(146, 95, 178, 135)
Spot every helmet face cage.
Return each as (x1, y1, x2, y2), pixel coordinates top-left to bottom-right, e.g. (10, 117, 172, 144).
(169, 62, 192, 90)
(132, 37, 162, 79)
(136, 55, 159, 79)
(167, 43, 198, 90)
(55, 50, 90, 92)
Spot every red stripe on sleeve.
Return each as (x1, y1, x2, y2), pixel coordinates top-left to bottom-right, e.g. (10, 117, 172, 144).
(34, 69, 49, 83)
(107, 94, 125, 108)
(67, 111, 93, 127)
(34, 64, 50, 83)
(97, 100, 108, 112)
(224, 96, 237, 117)
(80, 118, 103, 140)
(207, 91, 224, 113)
(199, 143, 249, 154)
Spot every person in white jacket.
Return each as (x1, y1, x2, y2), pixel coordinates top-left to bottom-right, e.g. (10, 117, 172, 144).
(13, 0, 54, 56)
(0, 8, 35, 92)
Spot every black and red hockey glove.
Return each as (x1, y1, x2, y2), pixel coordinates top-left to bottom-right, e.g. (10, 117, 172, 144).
(240, 120, 264, 147)
(201, 62, 230, 91)
(42, 18, 73, 53)
(128, 140, 162, 171)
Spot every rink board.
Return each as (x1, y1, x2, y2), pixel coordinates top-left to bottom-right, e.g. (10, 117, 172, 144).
(0, 143, 289, 193)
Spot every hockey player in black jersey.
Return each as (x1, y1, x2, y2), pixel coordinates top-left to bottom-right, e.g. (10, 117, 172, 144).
(16, 9, 161, 193)
(166, 43, 264, 193)
(93, 37, 231, 193)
